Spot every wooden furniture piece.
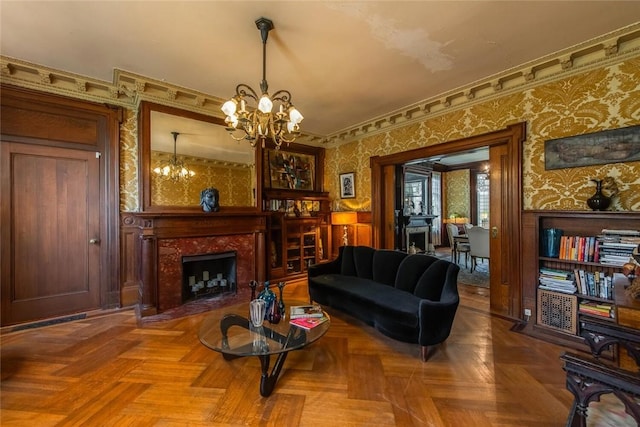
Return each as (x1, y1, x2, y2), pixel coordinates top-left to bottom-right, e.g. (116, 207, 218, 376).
(263, 189, 331, 283)
(198, 300, 330, 397)
(447, 223, 470, 267)
(561, 314, 640, 426)
(522, 210, 640, 352)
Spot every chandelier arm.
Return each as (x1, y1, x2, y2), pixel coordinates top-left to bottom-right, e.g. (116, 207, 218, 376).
(270, 90, 292, 104)
(235, 84, 259, 102)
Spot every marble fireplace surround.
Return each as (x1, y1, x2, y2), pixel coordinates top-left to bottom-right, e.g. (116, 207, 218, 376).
(123, 212, 267, 317)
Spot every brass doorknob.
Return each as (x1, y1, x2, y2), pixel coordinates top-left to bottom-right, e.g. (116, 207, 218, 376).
(89, 238, 100, 244)
(491, 226, 498, 238)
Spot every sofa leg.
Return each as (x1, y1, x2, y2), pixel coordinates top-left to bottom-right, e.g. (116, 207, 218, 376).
(421, 346, 431, 362)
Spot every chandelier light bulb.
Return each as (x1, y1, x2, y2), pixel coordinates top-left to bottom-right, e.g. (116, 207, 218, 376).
(258, 94, 273, 113)
(221, 99, 237, 116)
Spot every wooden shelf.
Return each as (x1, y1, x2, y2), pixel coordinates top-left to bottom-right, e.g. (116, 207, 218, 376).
(523, 210, 640, 358)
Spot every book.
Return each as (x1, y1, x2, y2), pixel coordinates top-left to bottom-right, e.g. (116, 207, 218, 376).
(289, 316, 329, 330)
(289, 304, 324, 319)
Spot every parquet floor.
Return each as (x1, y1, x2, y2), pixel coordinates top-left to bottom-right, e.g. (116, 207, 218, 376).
(1, 282, 575, 426)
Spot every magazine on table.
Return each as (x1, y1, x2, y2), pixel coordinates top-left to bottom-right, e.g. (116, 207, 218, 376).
(289, 316, 329, 330)
(289, 304, 324, 319)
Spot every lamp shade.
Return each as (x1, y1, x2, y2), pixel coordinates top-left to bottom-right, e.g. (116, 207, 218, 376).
(331, 212, 358, 225)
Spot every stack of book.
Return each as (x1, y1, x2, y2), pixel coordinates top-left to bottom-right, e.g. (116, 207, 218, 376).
(579, 300, 615, 319)
(289, 304, 328, 329)
(538, 268, 577, 294)
(598, 229, 640, 266)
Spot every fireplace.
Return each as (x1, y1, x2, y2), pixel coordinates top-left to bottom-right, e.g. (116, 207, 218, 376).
(182, 251, 237, 303)
(121, 212, 267, 317)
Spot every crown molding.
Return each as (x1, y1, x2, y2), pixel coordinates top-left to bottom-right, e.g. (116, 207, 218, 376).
(2, 23, 639, 147)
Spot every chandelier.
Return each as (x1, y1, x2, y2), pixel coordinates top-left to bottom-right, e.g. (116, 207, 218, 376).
(153, 131, 195, 182)
(221, 17, 304, 149)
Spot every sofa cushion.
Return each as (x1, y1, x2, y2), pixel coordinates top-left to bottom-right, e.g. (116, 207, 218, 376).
(395, 255, 438, 294)
(372, 250, 407, 286)
(353, 246, 376, 279)
(310, 274, 420, 327)
(413, 259, 451, 300)
(340, 246, 358, 276)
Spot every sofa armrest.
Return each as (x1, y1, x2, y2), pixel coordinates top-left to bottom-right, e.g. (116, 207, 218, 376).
(417, 294, 460, 347)
(308, 246, 344, 278)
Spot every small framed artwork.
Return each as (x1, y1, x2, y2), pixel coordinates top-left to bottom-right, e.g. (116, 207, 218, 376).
(339, 172, 355, 199)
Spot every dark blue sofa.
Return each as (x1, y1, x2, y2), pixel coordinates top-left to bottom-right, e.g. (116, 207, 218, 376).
(308, 245, 460, 361)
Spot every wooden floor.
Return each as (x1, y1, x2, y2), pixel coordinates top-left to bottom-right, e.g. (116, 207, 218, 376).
(1, 282, 575, 426)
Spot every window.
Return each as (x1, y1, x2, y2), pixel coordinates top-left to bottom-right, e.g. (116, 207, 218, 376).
(431, 172, 442, 246)
(476, 172, 489, 227)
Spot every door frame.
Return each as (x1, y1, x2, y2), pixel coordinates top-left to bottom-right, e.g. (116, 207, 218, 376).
(1, 85, 121, 324)
(370, 122, 526, 319)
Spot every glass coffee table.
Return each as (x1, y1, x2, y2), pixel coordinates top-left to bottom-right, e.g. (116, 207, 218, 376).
(198, 301, 330, 397)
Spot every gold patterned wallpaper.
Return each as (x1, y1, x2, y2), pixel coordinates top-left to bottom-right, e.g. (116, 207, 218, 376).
(325, 57, 640, 212)
(150, 153, 253, 207)
(445, 170, 470, 219)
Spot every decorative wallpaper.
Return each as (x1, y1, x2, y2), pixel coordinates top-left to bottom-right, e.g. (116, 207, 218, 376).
(445, 170, 470, 219)
(325, 57, 640, 212)
(120, 109, 138, 212)
(150, 153, 253, 207)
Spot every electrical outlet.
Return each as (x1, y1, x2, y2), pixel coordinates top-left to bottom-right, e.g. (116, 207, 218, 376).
(524, 308, 532, 316)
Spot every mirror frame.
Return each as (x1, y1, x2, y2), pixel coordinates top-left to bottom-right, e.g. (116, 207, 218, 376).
(139, 101, 262, 213)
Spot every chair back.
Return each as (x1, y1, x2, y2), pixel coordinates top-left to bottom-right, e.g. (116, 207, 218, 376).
(467, 226, 490, 258)
(446, 223, 459, 247)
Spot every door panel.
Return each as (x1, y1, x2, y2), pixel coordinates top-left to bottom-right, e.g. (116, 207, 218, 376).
(1, 142, 101, 324)
(489, 144, 510, 315)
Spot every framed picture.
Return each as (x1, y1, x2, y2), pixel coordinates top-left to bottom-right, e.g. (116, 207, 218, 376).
(339, 172, 355, 199)
(544, 124, 640, 170)
(264, 148, 316, 191)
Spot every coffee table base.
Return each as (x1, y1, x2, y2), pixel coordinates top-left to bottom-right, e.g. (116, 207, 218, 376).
(220, 314, 305, 397)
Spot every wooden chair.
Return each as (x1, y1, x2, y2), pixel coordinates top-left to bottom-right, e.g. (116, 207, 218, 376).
(466, 226, 490, 272)
(446, 223, 469, 267)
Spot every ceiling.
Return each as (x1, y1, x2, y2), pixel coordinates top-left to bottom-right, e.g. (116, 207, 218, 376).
(2, 2, 639, 143)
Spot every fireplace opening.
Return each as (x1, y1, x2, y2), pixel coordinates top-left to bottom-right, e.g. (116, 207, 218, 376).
(406, 226, 434, 254)
(182, 251, 237, 303)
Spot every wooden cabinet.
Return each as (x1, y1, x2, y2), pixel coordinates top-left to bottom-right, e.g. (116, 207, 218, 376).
(264, 189, 330, 283)
(522, 210, 640, 350)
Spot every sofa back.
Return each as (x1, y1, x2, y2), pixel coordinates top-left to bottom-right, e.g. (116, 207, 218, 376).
(337, 245, 458, 301)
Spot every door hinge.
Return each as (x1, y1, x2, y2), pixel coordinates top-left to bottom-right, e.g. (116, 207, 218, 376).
(96, 152, 101, 159)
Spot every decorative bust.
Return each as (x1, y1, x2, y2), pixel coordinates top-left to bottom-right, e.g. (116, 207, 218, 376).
(200, 187, 220, 212)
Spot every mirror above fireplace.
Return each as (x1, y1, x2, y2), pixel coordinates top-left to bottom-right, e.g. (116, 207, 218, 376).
(139, 101, 261, 212)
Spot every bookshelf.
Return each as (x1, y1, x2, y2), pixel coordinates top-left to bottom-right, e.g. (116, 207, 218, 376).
(264, 189, 331, 282)
(522, 211, 640, 348)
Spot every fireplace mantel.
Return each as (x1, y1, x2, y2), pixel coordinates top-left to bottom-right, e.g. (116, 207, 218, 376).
(120, 211, 268, 317)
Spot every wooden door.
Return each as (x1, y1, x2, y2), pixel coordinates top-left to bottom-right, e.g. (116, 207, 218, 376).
(489, 143, 511, 315)
(1, 142, 101, 324)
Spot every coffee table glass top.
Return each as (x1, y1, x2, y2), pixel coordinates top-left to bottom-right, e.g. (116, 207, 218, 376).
(198, 301, 330, 357)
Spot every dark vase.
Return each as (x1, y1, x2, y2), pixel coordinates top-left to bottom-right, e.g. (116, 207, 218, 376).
(268, 295, 281, 324)
(277, 281, 286, 320)
(257, 281, 276, 321)
(587, 179, 611, 211)
(249, 280, 258, 301)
